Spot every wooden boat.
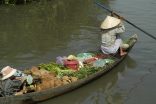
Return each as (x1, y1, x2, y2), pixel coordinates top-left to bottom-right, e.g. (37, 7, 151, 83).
(0, 34, 137, 104)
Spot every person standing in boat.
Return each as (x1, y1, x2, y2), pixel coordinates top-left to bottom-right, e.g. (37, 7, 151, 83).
(100, 15, 127, 56)
(0, 66, 26, 97)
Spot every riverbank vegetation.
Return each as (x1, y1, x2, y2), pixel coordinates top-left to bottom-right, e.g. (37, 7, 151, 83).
(0, 0, 36, 5)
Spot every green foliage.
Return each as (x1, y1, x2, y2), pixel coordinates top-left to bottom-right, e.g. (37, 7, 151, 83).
(73, 66, 102, 79)
(123, 39, 132, 44)
(1, 0, 34, 5)
(39, 62, 103, 79)
(39, 62, 75, 78)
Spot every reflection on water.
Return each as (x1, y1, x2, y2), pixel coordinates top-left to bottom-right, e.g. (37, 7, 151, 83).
(37, 55, 137, 104)
(0, 0, 100, 69)
(77, 55, 137, 104)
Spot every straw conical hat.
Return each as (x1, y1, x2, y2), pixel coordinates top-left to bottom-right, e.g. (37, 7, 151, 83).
(1, 66, 17, 80)
(101, 16, 121, 29)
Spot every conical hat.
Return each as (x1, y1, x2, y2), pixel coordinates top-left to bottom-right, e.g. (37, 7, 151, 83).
(101, 16, 121, 29)
(1, 66, 17, 80)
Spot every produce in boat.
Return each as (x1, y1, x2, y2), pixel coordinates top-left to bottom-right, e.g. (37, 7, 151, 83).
(0, 34, 137, 104)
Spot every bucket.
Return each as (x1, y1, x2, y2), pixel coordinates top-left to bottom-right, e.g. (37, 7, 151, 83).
(64, 59, 79, 70)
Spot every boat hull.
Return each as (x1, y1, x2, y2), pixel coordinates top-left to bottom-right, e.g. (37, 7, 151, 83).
(0, 34, 137, 104)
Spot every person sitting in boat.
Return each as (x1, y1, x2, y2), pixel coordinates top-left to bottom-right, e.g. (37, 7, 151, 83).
(100, 15, 127, 56)
(0, 66, 26, 97)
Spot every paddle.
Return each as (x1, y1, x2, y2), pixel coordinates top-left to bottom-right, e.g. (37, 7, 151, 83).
(94, 0, 156, 40)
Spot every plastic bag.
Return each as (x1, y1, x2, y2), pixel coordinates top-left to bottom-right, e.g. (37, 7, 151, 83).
(14, 71, 24, 77)
(122, 44, 129, 49)
(93, 59, 105, 68)
(56, 56, 64, 65)
(26, 75, 33, 85)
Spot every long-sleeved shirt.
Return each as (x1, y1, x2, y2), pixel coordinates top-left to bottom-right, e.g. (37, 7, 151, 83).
(1, 79, 22, 97)
(101, 22, 125, 47)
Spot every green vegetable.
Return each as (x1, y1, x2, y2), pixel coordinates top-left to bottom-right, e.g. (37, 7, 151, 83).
(39, 62, 75, 78)
(39, 62, 103, 79)
(123, 39, 132, 44)
(74, 66, 102, 79)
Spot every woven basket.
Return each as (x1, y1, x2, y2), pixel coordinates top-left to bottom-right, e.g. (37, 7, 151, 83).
(83, 57, 96, 66)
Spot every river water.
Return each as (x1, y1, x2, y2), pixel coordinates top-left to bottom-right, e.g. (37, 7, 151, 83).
(0, 0, 156, 104)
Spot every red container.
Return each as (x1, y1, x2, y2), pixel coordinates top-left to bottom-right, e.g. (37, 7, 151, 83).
(64, 59, 79, 70)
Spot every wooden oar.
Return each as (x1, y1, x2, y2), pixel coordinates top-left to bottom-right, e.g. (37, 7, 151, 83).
(94, 0, 156, 40)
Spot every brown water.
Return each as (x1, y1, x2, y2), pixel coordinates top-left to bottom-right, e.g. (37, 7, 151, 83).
(0, 0, 156, 104)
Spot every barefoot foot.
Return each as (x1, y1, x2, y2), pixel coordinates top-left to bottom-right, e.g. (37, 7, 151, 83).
(120, 52, 127, 56)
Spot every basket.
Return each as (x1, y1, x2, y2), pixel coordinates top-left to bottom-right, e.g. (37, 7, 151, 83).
(83, 57, 96, 66)
(77, 53, 95, 58)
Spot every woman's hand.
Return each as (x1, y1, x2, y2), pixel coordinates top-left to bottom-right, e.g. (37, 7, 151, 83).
(118, 16, 123, 22)
(21, 78, 27, 83)
(15, 91, 24, 95)
(15, 76, 22, 80)
(111, 10, 114, 17)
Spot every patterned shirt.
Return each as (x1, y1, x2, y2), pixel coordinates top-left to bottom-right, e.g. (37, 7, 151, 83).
(101, 22, 125, 47)
(1, 79, 22, 97)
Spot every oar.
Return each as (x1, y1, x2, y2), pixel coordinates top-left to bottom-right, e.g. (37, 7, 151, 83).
(94, 0, 156, 40)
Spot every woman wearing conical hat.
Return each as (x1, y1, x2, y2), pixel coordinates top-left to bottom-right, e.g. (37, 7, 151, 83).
(100, 15, 127, 56)
(0, 66, 26, 96)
